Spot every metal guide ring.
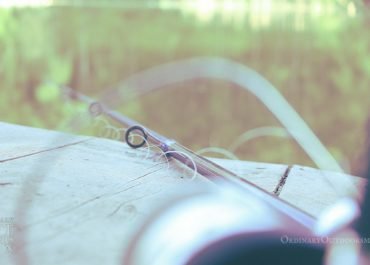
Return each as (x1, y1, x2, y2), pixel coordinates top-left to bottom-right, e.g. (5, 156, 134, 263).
(89, 102, 103, 117)
(125, 125, 148, 149)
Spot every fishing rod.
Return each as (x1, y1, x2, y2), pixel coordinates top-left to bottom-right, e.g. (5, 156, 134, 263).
(61, 84, 317, 231)
(61, 85, 370, 264)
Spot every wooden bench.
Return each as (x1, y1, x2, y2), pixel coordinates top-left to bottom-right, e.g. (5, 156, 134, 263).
(0, 122, 365, 265)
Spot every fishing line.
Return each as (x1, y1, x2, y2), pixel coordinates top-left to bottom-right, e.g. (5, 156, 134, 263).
(196, 147, 239, 161)
(229, 126, 291, 152)
(100, 57, 356, 197)
(129, 133, 164, 161)
(161, 150, 198, 180)
(123, 122, 199, 179)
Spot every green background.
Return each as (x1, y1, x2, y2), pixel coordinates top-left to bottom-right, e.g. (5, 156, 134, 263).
(0, 1, 369, 175)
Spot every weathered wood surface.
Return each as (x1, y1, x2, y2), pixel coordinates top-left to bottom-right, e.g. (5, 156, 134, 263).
(0, 122, 365, 265)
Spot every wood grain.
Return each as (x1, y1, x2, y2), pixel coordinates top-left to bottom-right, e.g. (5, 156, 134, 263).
(0, 122, 365, 265)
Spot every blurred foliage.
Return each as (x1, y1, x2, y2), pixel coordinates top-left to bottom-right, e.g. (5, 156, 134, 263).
(0, 2, 369, 174)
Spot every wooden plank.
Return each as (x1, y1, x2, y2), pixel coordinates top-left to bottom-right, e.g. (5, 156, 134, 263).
(0, 138, 211, 264)
(0, 122, 88, 162)
(209, 157, 286, 192)
(0, 122, 365, 265)
(0, 123, 284, 265)
(278, 166, 364, 217)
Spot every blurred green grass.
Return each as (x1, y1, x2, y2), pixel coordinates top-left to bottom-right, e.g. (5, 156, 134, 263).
(0, 4, 369, 173)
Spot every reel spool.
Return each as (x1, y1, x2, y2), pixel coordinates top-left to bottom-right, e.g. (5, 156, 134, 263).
(123, 184, 324, 265)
